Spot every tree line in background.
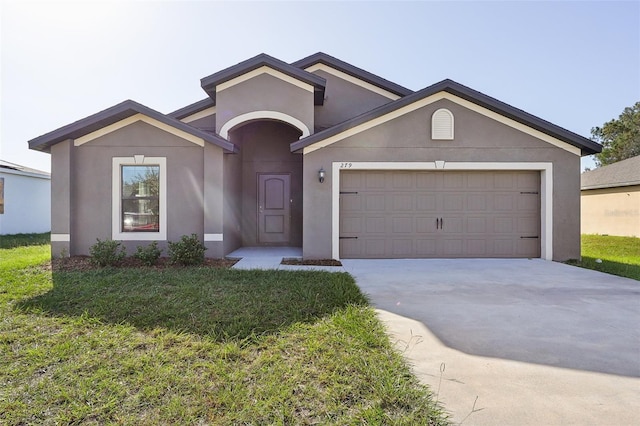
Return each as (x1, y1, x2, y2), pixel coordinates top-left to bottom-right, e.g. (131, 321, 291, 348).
(591, 101, 640, 167)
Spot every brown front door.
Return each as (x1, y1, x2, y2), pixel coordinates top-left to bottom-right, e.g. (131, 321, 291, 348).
(258, 173, 291, 244)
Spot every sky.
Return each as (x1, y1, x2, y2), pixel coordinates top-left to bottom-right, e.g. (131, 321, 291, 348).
(1, 0, 639, 173)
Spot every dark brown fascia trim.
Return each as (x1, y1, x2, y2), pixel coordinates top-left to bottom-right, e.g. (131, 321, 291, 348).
(168, 98, 216, 120)
(28, 100, 236, 154)
(291, 79, 602, 156)
(291, 52, 413, 98)
(200, 53, 327, 105)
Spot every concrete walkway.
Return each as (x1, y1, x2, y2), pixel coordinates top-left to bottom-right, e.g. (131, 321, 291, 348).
(228, 247, 346, 272)
(343, 259, 640, 425)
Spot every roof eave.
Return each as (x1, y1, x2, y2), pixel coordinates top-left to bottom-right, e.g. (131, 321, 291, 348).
(291, 52, 413, 98)
(292, 79, 601, 155)
(28, 100, 237, 154)
(168, 98, 216, 120)
(200, 53, 327, 105)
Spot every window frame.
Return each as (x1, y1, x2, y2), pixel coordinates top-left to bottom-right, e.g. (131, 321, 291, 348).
(0, 177, 4, 214)
(112, 156, 167, 241)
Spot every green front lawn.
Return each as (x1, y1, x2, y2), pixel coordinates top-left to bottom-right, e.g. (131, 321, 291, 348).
(0, 243, 448, 425)
(567, 234, 640, 280)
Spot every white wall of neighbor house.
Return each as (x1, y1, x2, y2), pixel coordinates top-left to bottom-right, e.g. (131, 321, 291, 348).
(0, 171, 51, 235)
(581, 186, 640, 237)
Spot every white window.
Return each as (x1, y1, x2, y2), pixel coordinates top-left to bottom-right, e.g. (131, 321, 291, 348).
(112, 156, 166, 241)
(432, 108, 454, 140)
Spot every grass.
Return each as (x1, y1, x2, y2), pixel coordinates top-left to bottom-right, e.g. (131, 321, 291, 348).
(566, 234, 640, 280)
(0, 241, 449, 425)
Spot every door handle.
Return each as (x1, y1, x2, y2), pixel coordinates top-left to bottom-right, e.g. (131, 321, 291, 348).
(436, 218, 439, 230)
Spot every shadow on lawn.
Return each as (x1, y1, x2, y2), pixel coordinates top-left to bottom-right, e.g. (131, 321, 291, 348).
(17, 267, 368, 341)
(566, 256, 640, 281)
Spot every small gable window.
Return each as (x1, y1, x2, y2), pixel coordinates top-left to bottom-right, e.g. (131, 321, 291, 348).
(432, 108, 454, 140)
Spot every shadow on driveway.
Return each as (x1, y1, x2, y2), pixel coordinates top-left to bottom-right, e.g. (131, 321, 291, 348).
(343, 258, 640, 377)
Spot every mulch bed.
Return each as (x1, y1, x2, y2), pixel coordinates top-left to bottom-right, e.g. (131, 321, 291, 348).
(280, 258, 343, 267)
(49, 256, 237, 272)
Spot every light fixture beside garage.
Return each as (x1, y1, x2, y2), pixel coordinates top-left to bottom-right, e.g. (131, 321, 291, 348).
(318, 167, 326, 183)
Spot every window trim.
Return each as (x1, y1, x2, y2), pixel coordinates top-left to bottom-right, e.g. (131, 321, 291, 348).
(112, 156, 167, 241)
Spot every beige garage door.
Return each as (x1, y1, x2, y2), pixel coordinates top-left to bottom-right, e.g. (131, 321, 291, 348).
(339, 170, 541, 258)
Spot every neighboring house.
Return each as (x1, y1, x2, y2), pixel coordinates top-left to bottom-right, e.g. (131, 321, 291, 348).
(28, 52, 601, 261)
(581, 155, 640, 237)
(0, 160, 51, 235)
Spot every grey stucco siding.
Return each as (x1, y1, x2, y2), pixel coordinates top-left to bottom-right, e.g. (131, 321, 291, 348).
(302, 99, 581, 261)
(65, 121, 224, 257)
(215, 73, 314, 137)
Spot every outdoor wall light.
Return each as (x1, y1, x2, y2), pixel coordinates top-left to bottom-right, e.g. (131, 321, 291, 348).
(318, 167, 326, 183)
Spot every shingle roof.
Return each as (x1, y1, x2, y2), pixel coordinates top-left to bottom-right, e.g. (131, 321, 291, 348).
(291, 79, 601, 156)
(581, 155, 640, 190)
(168, 98, 215, 120)
(200, 53, 327, 105)
(291, 52, 413, 98)
(0, 159, 50, 178)
(28, 100, 237, 154)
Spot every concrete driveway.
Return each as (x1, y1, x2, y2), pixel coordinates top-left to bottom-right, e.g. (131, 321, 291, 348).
(342, 259, 640, 425)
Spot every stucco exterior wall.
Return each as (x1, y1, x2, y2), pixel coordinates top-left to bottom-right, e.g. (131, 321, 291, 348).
(581, 186, 640, 237)
(0, 170, 50, 235)
(309, 69, 396, 130)
(302, 98, 581, 261)
(185, 112, 216, 131)
(68, 120, 222, 256)
(215, 73, 314, 137)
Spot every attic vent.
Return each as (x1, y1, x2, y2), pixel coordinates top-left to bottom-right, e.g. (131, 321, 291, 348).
(432, 108, 454, 140)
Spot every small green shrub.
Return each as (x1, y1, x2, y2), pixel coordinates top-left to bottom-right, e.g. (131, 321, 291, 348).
(89, 238, 126, 267)
(168, 234, 207, 266)
(134, 241, 162, 266)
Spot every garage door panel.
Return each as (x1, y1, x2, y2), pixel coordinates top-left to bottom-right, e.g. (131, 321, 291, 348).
(392, 239, 413, 256)
(442, 239, 464, 256)
(365, 217, 385, 233)
(393, 172, 414, 189)
(467, 217, 487, 233)
(365, 194, 386, 211)
(495, 194, 515, 211)
(365, 239, 386, 256)
(468, 239, 488, 256)
(443, 172, 464, 189)
(416, 172, 439, 188)
(340, 216, 362, 234)
(366, 173, 387, 189)
(393, 194, 413, 211)
(340, 170, 540, 258)
(467, 194, 487, 211)
(392, 217, 413, 233)
(416, 217, 437, 234)
(443, 194, 464, 211)
(417, 194, 437, 210)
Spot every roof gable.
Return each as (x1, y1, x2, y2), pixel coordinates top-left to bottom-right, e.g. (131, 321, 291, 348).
(291, 52, 413, 99)
(291, 79, 601, 156)
(581, 155, 640, 189)
(200, 53, 326, 105)
(28, 100, 236, 153)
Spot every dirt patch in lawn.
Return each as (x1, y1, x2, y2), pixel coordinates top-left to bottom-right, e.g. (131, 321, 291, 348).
(48, 256, 238, 272)
(281, 258, 343, 267)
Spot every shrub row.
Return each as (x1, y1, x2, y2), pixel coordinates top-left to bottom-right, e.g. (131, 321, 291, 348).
(89, 234, 207, 267)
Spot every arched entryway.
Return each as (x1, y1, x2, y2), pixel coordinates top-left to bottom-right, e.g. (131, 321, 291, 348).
(226, 120, 303, 247)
